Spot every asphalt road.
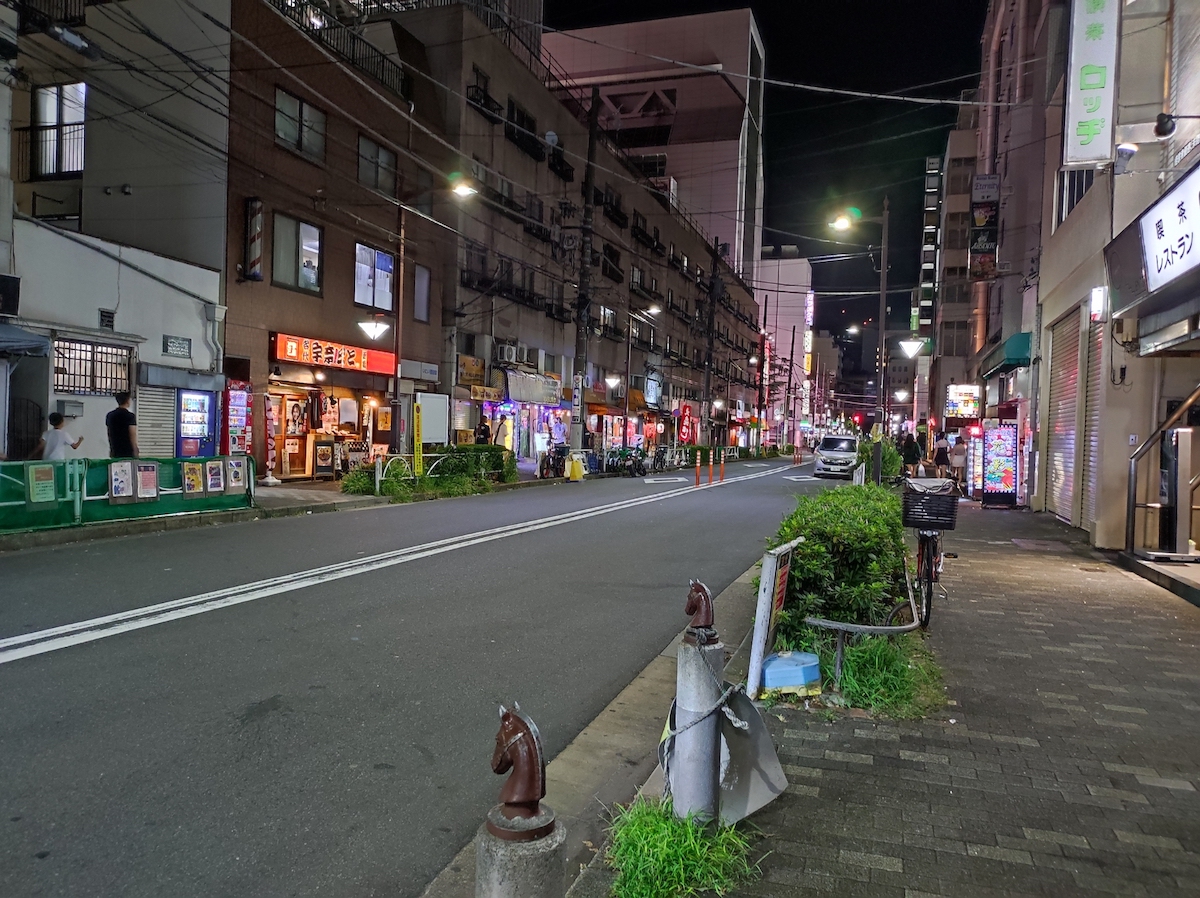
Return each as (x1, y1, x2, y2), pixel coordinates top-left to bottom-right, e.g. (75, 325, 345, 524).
(0, 460, 825, 898)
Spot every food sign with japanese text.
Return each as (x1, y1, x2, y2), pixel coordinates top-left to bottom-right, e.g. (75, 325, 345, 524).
(1063, 0, 1119, 167)
(1139, 162, 1200, 293)
(273, 332, 394, 375)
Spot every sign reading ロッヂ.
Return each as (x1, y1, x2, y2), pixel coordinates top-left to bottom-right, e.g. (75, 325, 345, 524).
(273, 332, 394, 375)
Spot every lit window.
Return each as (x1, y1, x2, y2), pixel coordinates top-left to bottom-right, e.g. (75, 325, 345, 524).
(354, 243, 395, 311)
(273, 213, 322, 293)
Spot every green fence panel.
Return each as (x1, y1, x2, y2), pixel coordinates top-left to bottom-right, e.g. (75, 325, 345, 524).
(0, 460, 80, 532)
(80, 457, 253, 525)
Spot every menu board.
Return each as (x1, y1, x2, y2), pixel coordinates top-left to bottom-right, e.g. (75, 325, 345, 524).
(982, 424, 1017, 506)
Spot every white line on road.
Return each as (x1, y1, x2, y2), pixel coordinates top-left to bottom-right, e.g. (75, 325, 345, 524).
(0, 465, 791, 665)
(643, 477, 689, 483)
(782, 476, 818, 482)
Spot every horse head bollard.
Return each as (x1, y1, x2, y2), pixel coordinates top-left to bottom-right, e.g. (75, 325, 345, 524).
(684, 579, 718, 646)
(477, 704, 565, 898)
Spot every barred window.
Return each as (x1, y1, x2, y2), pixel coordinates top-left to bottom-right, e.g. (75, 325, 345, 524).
(53, 339, 130, 395)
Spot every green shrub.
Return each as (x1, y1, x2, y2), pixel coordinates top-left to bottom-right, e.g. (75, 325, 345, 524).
(856, 438, 902, 479)
(500, 450, 519, 483)
(606, 797, 758, 898)
(773, 484, 905, 624)
(339, 466, 376, 495)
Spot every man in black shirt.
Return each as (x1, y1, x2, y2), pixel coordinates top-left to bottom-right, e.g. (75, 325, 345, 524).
(106, 391, 139, 458)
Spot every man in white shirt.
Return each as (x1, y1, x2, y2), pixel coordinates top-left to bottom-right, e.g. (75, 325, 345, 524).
(36, 413, 83, 461)
(493, 414, 510, 448)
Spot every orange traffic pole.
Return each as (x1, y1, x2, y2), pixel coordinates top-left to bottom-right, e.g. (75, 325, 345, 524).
(720, 448, 726, 482)
(694, 451, 701, 487)
(708, 449, 714, 484)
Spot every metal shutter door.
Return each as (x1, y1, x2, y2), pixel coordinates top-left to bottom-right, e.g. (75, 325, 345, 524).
(136, 386, 176, 457)
(1081, 323, 1104, 528)
(1046, 313, 1081, 521)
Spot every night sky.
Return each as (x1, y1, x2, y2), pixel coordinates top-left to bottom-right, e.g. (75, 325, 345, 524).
(544, 0, 989, 334)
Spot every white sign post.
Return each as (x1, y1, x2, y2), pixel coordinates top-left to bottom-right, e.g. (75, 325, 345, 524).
(1063, 0, 1120, 167)
(746, 536, 805, 700)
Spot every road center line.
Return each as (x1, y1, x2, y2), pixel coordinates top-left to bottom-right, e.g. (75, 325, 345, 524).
(0, 464, 790, 665)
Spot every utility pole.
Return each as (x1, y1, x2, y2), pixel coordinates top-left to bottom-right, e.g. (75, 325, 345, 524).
(875, 196, 890, 430)
(784, 325, 795, 448)
(570, 87, 601, 453)
(700, 238, 720, 447)
(757, 295, 768, 455)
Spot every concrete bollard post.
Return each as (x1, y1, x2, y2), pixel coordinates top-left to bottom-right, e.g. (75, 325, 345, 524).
(375, 456, 383, 495)
(476, 812, 566, 898)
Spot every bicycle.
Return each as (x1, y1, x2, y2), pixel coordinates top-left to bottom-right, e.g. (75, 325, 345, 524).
(650, 445, 668, 473)
(886, 477, 958, 629)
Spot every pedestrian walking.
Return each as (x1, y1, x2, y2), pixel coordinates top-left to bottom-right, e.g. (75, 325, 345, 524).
(950, 437, 968, 486)
(902, 433, 921, 478)
(106, 391, 139, 459)
(475, 416, 491, 445)
(493, 413, 509, 448)
(933, 430, 951, 478)
(33, 413, 83, 461)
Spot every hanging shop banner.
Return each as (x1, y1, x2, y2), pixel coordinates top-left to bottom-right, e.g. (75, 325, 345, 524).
(970, 174, 1000, 281)
(679, 405, 694, 444)
(1139, 161, 1200, 293)
(982, 423, 1018, 506)
(1063, 0, 1120, 167)
(273, 332, 394, 376)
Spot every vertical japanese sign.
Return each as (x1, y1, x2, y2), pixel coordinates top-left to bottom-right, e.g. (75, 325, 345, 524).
(1064, 0, 1120, 167)
(1138, 162, 1200, 293)
(413, 402, 423, 475)
(970, 174, 1000, 281)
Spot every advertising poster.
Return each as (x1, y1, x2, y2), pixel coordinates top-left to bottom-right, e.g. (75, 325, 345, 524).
(945, 385, 981, 419)
(26, 464, 57, 506)
(226, 457, 246, 491)
(183, 462, 206, 497)
(135, 462, 159, 501)
(982, 424, 1018, 506)
(313, 440, 335, 477)
(109, 461, 135, 504)
(285, 398, 306, 435)
(205, 459, 225, 493)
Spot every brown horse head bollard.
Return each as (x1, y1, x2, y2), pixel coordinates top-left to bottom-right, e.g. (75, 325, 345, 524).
(476, 704, 566, 898)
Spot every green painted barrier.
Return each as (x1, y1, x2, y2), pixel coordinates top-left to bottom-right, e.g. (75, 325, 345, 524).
(0, 456, 254, 535)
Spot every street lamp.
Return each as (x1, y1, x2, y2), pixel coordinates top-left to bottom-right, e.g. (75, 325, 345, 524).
(604, 374, 620, 389)
(894, 389, 910, 403)
(358, 316, 390, 340)
(830, 198, 890, 429)
(899, 338, 925, 359)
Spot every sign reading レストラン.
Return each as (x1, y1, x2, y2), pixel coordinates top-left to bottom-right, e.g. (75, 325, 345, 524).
(1063, 0, 1120, 167)
(1139, 162, 1200, 293)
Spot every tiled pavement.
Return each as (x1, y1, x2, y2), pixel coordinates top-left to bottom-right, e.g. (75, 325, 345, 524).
(731, 504, 1200, 898)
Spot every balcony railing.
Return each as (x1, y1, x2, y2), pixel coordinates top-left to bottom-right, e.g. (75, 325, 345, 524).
(505, 121, 546, 161)
(600, 258, 624, 283)
(466, 85, 504, 124)
(268, 0, 411, 101)
(548, 147, 574, 182)
(17, 0, 111, 34)
(15, 125, 85, 181)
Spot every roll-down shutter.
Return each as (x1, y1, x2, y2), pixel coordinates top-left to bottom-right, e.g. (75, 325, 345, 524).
(1081, 322, 1104, 529)
(1046, 313, 1081, 522)
(136, 386, 176, 457)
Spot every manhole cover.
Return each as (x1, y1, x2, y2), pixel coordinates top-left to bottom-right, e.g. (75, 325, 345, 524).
(1011, 539, 1071, 551)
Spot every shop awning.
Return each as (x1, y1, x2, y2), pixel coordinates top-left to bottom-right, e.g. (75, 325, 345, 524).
(627, 388, 646, 411)
(498, 368, 562, 405)
(0, 323, 50, 357)
(981, 332, 1032, 379)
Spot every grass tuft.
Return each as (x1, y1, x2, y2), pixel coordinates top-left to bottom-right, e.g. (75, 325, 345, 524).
(606, 797, 759, 898)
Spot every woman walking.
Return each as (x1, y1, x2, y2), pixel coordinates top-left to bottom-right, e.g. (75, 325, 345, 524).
(902, 433, 921, 478)
(933, 431, 952, 478)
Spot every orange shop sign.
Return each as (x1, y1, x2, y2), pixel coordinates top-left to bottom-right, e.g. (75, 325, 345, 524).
(273, 332, 395, 376)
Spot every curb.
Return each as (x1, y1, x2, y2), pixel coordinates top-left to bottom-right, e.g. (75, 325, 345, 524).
(1117, 550, 1200, 609)
(418, 560, 763, 898)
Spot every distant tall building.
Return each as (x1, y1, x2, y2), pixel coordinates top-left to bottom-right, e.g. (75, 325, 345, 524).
(544, 9, 765, 281)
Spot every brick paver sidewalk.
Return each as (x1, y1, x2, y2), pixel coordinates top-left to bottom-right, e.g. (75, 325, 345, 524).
(734, 504, 1200, 898)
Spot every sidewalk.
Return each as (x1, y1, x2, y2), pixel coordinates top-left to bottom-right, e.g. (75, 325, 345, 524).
(727, 503, 1200, 898)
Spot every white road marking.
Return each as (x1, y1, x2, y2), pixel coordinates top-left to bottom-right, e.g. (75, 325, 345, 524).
(643, 477, 689, 483)
(783, 476, 818, 482)
(744, 463, 769, 467)
(0, 465, 790, 665)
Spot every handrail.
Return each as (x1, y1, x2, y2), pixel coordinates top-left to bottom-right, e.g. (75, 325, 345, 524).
(1126, 378, 1200, 553)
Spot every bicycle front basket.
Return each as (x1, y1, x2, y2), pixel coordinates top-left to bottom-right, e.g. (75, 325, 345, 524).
(902, 490, 958, 530)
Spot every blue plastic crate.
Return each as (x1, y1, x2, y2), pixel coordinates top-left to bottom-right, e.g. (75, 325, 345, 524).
(761, 651, 821, 695)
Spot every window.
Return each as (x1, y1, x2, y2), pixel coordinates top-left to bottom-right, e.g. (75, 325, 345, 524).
(506, 98, 536, 140)
(630, 317, 642, 340)
(52, 338, 130, 395)
(599, 306, 616, 328)
(940, 320, 970, 356)
(1057, 169, 1095, 227)
(664, 334, 672, 355)
(679, 252, 688, 272)
(947, 157, 974, 194)
(945, 211, 970, 250)
(630, 265, 644, 288)
(629, 153, 667, 179)
(32, 82, 85, 177)
(544, 353, 557, 374)
(358, 135, 396, 195)
(273, 213, 322, 293)
(603, 185, 622, 210)
(526, 193, 544, 222)
(497, 256, 513, 286)
(465, 240, 487, 275)
(632, 210, 647, 231)
(354, 243, 395, 311)
(275, 88, 325, 159)
(941, 266, 970, 303)
(416, 169, 433, 216)
(414, 264, 431, 322)
(472, 65, 490, 93)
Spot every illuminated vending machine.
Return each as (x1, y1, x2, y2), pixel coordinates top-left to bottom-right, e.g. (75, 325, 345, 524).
(177, 390, 218, 457)
(221, 380, 253, 455)
(981, 423, 1018, 507)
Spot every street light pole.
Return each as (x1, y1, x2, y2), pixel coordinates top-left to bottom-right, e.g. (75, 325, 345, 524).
(622, 321, 632, 452)
(876, 196, 889, 430)
(571, 87, 601, 453)
(391, 206, 406, 453)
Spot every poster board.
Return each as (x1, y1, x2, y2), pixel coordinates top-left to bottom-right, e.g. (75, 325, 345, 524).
(205, 459, 225, 493)
(746, 535, 805, 699)
(26, 463, 57, 507)
(109, 461, 135, 504)
(226, 457, 246, 491)
(135, 462, 159, 501)
(182, 461, 206, 497)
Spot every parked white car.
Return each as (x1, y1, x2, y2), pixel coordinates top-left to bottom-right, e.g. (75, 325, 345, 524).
(813, 435, 859, 478)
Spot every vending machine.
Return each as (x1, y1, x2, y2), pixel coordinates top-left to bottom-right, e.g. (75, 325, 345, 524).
(177, 390, 218, 457)
(221, 380, 252, 455)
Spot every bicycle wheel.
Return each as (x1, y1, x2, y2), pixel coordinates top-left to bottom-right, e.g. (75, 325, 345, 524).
(918, 535, 936, 629)
(886, 599, 914, 627)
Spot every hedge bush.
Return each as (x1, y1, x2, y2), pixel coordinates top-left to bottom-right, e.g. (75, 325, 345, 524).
(773, 484, 906, 624)
(856, 439, 903, 479)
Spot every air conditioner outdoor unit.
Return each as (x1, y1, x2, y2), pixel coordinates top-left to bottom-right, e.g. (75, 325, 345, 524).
(516, 344, 530, 364)
(612, 383, 626, 398)
(495, 344, 518, 365)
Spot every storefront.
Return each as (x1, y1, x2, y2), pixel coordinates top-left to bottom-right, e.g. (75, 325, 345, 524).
(485, 369, 566, 458)
(135, 363, 228, 459)
(267, 332, 393, 479)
